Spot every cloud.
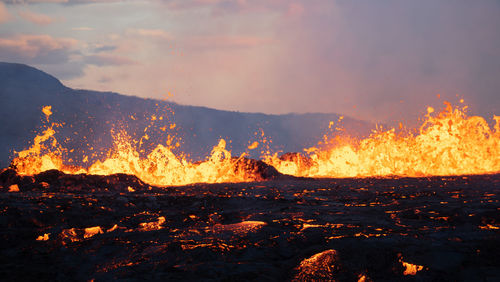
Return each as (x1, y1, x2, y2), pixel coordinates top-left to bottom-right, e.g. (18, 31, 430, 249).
(161, 0, 310, 17)
(18, 10, 56, 25)
(3, 0, 69, 3)
(4, 0, 498, 124)
(71, 26, 93, 31)
(267, 0, 500, 122)
(286, 2, 303, 17)
(186, 35, 272, 49)
(92, 45, 117, 53)
(3, 0, 119, 4)
(98, 75, 112, 83)
(0, 33, 84, 79)
(0, 2, 11, 23)
(162, 0, 294, 16)
(126, 28, 172, 41)
(0, 34, 78, 64)
(84, 54, 136, 66)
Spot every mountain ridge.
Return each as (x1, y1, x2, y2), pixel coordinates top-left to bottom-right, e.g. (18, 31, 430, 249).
(0, 62, 373, 168)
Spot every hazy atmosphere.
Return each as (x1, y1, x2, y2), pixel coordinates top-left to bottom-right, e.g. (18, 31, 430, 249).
(1, 0, 499, 123)
(1, 2, 500, 280)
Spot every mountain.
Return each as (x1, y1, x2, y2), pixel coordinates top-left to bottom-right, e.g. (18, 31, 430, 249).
(0, 62, 373, 168)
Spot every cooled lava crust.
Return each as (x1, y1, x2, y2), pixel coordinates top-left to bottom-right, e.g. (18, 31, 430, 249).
(0, 168, 499, 281)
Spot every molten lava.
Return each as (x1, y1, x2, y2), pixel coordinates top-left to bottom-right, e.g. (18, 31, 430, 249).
(11, 109, 263, 186)
(400, 258, 424, 275)
(267, 102, 500, 178)
(11, 102, 500, 185)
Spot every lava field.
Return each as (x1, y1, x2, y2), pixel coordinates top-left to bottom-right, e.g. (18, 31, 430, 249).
(1, 169, 499, 281)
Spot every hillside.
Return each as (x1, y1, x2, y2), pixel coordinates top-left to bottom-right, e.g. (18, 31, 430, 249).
(0, 62, 373, 168)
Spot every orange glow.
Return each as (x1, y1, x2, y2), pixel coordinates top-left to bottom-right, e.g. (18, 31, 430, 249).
(138, 216, 165, 231)
(401, 259, 424, 275)
(211, 220, 266, 235)
(479, 224, 499, 230)
(11, 102, 500, 185)
(107, 224, 119, 232)
(266, 102, 500, 178)
(12, 108, 264, 186)
(41, 105, 52, 120)
(248, 141, 259, 150)
(36, 233, 50, 241)
(84, 226, 104, 238)
(8, 184, 19, 192)
(294, 249, 338, 280)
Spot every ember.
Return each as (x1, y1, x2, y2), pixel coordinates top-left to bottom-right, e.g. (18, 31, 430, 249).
(400, 258, 424, 276)
(36, 233, 49, 241)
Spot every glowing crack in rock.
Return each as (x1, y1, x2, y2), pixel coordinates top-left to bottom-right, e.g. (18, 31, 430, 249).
(8, 184, 19, 192)
(400, 259, 424, 276)
(293, 249, 339, 281)
(84, 226, 104, 239)
(211, 220, 267, 235)
(138, 216, 166, 232)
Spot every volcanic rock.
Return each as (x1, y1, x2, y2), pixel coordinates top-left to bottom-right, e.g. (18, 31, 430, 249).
(0, 169, 155, 193)
(233, 157, 285, 181)
(0, 171, 499, 281)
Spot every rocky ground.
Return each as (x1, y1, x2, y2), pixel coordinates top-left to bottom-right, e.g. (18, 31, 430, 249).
(0, 168, 499, 281)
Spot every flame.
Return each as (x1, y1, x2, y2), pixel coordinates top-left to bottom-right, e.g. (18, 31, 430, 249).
(11, 102, 500, 185)
(266, 102, 500, 177)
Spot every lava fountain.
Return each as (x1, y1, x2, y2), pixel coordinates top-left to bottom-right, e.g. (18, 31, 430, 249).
(266, 102, 500, 178)
(10, 102, 500, 185)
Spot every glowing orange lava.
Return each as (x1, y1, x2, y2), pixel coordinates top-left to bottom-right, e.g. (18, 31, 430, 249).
(266, 102, 500, 178)
(11, 102, 500, 185)
(400, 258, 424, 275)
(12, 108, 262, 186)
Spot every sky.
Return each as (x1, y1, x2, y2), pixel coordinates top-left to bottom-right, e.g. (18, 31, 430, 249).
(0, 0, 499, 124)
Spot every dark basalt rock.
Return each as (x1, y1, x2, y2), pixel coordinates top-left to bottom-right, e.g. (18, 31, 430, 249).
(1, 156, 292, 193)
(0, 168, 35, 192)
(233, 157, 285, 181)
(0, 168, 499, 281)
(1, 169, 155, 193)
